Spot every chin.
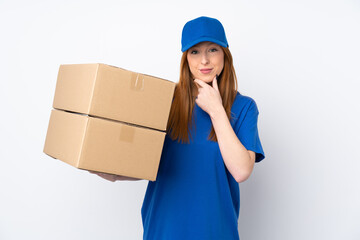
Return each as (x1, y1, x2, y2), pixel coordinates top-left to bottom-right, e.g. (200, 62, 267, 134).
(204, 77, 215, 83)
(198, 75, 214, 83)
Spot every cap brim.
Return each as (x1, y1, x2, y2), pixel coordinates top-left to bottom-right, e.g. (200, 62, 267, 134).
(181, 37, 228, 52)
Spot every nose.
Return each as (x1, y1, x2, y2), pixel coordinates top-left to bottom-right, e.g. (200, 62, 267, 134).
(201, 52, 209, 65)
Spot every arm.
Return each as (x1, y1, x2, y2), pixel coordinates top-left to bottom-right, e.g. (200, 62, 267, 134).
(193, 77, 255, 183)
(209, 107, 255, 183)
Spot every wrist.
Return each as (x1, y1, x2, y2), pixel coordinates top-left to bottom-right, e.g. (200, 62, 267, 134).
(209, 105, 226, 120)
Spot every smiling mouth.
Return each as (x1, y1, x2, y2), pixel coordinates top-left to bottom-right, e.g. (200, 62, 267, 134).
(200, 68, 213, 74)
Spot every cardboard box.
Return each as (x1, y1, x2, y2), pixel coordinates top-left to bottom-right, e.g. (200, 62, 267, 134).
(44, 109, 165, 181)
(53, 63, 175, 131)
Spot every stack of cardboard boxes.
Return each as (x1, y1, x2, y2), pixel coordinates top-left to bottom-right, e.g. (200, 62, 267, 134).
(43, 63, 176, 181)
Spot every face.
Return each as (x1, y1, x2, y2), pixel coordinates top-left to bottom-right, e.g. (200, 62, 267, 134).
(187, 41, 224, 84)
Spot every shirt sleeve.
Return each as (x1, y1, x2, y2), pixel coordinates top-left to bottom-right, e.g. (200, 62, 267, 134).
(234, 99, 265, 163)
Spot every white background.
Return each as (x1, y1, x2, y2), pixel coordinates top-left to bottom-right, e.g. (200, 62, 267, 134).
(1, 0, 359, 239)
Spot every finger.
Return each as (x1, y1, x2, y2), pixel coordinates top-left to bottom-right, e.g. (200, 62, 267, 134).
(194, 79, 207, 88)
(212, 75, 219, 91)
(194, 81, 201, 89)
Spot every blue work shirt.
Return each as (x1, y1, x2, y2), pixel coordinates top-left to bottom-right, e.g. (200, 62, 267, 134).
(141, 92, 265, 240)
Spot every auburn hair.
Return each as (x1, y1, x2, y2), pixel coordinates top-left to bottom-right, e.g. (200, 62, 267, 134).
(166, 46, 238, 143)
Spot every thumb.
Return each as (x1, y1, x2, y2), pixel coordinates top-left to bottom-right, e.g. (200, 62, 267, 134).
(212, 75, 219, 91)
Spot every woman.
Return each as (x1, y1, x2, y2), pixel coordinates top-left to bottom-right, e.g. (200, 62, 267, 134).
(92, 16, 265, 240)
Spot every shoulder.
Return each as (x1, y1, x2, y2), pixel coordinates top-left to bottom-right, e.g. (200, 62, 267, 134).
(229, 92, 259, 126)
(232, 91, 259, 114)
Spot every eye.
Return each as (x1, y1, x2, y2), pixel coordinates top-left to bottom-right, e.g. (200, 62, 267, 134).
(209, 48, 218, 52)
(190, 50, 198, 54)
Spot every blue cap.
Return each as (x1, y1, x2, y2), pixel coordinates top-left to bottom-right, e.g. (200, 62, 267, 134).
(181, 16, 229, 52)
